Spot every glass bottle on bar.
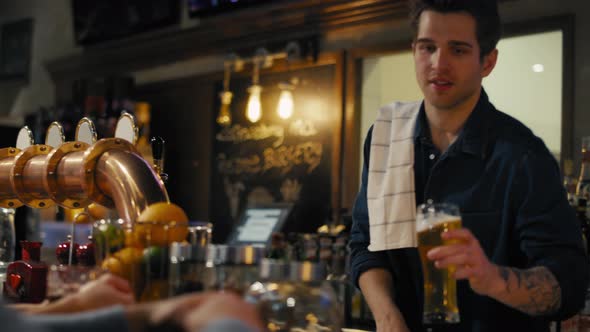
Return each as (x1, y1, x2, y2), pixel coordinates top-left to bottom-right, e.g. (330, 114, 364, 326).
(266, 232, 286, 260)
(576, 198, 590, 254)
(576, 137, 590, 199)
(563, 159, 577, 204)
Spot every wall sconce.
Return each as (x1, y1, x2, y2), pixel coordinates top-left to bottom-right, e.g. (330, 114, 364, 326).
(277, 82, 294, 120)
(246, 56, 264, 123)
(216, 61, 233, 127)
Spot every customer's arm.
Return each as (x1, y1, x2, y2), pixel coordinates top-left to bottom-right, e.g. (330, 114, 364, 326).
(349, 127, 409, 332)
(125, 292, 262, 332)
(3, 292, 261, 332)
(12, 274, 134, 315)
(429, 146, 588, 319)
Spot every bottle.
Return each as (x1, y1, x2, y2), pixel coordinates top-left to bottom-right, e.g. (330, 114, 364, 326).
(576, 198, 590, 254)
(3, 241, 48, 303)
(563, 159, 577, 204)
(151, 136, 168, 184)
(135, 102, 152, 162)
(266, 232, 286, 260)
(576, 137, 590, 199)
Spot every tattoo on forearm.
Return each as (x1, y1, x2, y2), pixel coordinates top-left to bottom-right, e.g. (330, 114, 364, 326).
(497, 266, 561, 316)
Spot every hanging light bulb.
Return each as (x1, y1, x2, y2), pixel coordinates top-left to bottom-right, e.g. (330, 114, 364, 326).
(216, 62, 233, 127)
(217, 90, 233, 126)
(277, 82, 294, 120)
(246, 57, 263, 123)
(246, 85, 262, 123)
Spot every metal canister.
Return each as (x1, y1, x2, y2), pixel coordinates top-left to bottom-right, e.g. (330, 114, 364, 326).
(203, 244, 265, 294)
(169, 241, 208, 296)
(187, 222, 212, 247)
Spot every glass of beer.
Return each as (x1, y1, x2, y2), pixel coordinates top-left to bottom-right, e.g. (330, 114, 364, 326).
(416, 202, 462, 324)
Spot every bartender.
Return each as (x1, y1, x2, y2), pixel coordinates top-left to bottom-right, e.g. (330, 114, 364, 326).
(349, 0, 589, 331)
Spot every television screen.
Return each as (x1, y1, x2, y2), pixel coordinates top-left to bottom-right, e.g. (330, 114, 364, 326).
(188, 0, 277, 17)
(72, 0, 181, 45)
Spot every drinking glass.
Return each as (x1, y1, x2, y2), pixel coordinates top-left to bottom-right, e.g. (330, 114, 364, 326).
(416, 202, 462, 324)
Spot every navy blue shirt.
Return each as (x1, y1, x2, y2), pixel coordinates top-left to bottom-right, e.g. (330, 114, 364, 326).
(349, 90, 589, 332)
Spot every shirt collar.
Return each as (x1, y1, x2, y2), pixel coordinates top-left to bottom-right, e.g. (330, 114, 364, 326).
(413, 88, 492, 160)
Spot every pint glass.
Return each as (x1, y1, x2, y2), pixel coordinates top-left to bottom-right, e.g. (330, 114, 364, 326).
(416, 202, 462, 324)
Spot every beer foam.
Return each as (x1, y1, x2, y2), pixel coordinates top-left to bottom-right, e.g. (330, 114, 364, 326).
(416, 213, 460, 232)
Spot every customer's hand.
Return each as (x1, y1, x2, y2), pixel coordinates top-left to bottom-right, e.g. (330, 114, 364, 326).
(427, 228, 501, 296)
(69, 273, 136, 312)
(12, 273, 135, 315)
(127, 291, 263, 332)
(182, 292, 263, 331)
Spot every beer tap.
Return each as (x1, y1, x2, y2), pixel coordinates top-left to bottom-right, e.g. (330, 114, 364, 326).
(151, 136, 168, 184)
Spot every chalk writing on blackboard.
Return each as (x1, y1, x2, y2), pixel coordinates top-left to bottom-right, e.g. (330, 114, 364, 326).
(217, 141, 322, 175)
(262, 142, 322, 174)
(216, 124, 284, 147)
(217, 154, 261, 174)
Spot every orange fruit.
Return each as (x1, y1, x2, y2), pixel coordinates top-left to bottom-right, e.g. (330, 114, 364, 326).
(104, 247, 145, 298)
(134, 202, 189, 246)
(101, 256, 124, 277)
(88, 203, 112, 220)
(137, 202, 189, 223)
(114, 247, 143, 266)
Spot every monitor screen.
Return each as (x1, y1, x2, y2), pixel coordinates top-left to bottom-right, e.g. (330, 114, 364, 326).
(187, 0, 277, 17)
(227, 203, 292, 245)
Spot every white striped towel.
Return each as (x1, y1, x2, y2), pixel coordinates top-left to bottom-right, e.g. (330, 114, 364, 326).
(367, 101, 421, 251)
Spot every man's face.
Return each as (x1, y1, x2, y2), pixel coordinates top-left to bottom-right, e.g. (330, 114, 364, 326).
(412, 10, 497, 112)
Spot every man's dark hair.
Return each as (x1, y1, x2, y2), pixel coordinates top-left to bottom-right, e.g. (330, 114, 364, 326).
(409, 0, 502, 58)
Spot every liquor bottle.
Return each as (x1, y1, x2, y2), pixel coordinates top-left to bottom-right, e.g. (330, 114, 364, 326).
(135, 102, 152, 163)
(3, 241, 48, 303)
(576, 137, 590, 199)
(563, 159, 577, 204)
(151, 136, 168, 184)
(576, 198, 590, 254)
(300, 233, 319, 262)
(266, 232, 286, 260)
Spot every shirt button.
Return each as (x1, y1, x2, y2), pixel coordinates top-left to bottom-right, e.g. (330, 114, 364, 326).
(429, 153, 436, 160)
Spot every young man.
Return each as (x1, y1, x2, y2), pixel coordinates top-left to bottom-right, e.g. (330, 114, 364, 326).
(349, 0, 589, 331)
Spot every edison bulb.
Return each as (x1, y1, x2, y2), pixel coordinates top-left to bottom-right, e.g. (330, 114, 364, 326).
(277, 89, 294, 119)
(246, 85, 262, 123)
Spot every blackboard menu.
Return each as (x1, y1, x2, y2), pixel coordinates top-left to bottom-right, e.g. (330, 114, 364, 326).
(210, 64, 339, 242)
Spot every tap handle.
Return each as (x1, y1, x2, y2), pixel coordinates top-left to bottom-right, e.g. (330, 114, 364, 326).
(150, 136, 168, 183)
(151, 136, 165, 161)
